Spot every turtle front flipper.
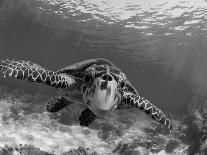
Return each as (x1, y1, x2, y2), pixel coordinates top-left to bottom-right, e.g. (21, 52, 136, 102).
(79, 108, 97, 126)
(0, 59, 76, 89)
(47, 97, 72, 112)
(122, 92, 173, 132)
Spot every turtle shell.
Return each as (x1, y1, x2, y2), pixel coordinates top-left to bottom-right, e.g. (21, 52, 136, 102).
(57, 58, 114, 75)
(57, 58, 138, 96)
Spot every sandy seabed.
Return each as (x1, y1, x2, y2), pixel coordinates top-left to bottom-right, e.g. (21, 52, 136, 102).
(0, 86, 205, 155)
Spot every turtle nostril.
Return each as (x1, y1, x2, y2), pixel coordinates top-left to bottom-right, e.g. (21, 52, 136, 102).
(102, 74, 113, 81)
(108, 76, 112, 81)
(102, 74, 108, 81)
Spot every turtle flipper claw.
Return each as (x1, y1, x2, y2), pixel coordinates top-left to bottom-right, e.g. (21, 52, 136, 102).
(79, 108, 96, 126)
(46, 97, 72, 112)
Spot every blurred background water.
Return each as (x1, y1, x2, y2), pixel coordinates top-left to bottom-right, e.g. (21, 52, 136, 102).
(0, 0, 207, 154)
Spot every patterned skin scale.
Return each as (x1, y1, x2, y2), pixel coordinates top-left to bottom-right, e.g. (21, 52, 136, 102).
(122, 92, 172, 130)
(0, 59, 77, 89)
(0, 58, 173, 132)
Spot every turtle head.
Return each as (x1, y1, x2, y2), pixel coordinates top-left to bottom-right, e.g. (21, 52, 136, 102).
(82, 65, 122, 117)
(91, 73, 121, 110)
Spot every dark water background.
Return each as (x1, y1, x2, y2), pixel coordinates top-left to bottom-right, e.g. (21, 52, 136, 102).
(0, 0, 207, 154)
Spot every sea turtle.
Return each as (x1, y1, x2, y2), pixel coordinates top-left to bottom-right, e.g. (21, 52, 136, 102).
(0, 58, 173, 131)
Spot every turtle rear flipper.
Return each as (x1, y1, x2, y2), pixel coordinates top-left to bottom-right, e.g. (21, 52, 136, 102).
(0, 59, 76, 89)
(122, 92, 173, 132)
(47, 97, 72, 112)
(79, 108, 97, 126)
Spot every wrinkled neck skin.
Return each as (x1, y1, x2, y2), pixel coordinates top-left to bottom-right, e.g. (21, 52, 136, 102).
(82, 77, 121, 118)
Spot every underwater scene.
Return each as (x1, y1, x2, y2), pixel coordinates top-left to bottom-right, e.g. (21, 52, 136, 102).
(0, 0, 207, 154)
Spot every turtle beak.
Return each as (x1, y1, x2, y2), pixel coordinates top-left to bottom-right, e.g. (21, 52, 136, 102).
(100, 81, 108, 90)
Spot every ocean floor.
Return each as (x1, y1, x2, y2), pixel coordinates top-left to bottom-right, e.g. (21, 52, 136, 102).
(0, 86, 206, 155)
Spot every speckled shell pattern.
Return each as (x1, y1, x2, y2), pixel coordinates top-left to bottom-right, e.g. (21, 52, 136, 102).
(123, 92, 173, 131)
(0, 59, 76, 89)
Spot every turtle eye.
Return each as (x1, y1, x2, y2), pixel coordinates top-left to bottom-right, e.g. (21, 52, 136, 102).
(120, 82, 125, 88)
(109, 76, 112, 81)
